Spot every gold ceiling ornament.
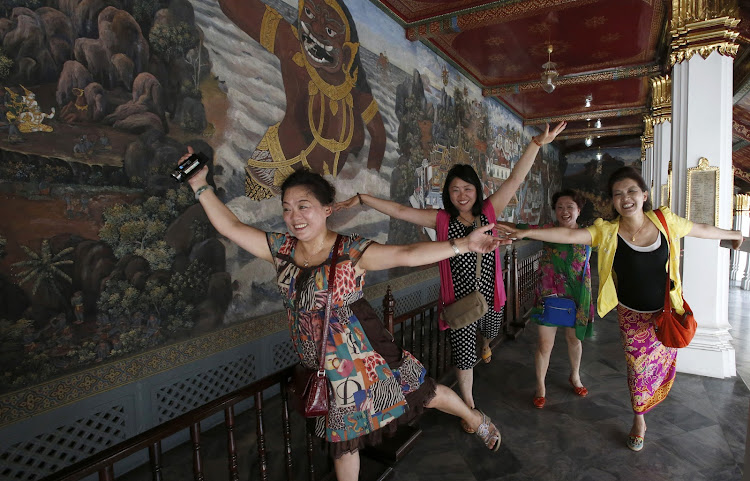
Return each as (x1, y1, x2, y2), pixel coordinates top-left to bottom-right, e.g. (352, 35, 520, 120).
(670, 0, 740, 66)
(649, 75, 672, 124)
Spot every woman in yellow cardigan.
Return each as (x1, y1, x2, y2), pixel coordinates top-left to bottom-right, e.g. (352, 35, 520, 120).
(499, 166, 743, 452)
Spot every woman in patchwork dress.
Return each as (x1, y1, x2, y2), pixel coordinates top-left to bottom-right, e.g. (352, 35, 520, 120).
(181, 151, 504, 481)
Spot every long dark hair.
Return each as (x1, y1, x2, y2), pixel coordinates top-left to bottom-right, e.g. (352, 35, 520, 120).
(441, 164, 484, 218)
(280, 168, 336, 206)
(607, 166, 652, 212)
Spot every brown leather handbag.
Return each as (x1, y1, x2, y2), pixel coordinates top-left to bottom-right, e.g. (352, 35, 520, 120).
(442, 250, 488, 330)
(291, 234, 342, 417)
(653, 210, 697, 348)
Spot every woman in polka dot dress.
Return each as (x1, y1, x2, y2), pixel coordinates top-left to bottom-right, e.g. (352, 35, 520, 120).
(336, 122, 567, 432)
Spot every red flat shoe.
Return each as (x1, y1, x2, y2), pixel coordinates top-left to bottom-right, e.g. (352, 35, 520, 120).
(569, 376, 588, 397)
(533, 396, 546, 409)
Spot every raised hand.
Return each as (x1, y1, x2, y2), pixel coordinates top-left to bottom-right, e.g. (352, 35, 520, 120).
(334, 195, 361, 212)
(534, 121, 567, 146)
(177, 146, 209, 191)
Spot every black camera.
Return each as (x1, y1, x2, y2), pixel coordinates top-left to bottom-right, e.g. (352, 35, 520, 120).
(172, 152, 208, 182)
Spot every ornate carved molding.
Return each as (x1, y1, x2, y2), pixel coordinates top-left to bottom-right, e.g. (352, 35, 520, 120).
(734, 165, 750, 186)
(641, 115, 654, 159)
(525, 107, 649, 125)
(405, 0, 592, 41)
(670, 13, 740, 65)
(557, 127, 642, 140)
(650, 75, 672, 124)
(483, 64, 661, 96)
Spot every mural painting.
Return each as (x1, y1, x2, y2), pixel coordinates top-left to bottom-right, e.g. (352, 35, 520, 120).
(0, 0, 561, 397)
(562, 147, 642, 225)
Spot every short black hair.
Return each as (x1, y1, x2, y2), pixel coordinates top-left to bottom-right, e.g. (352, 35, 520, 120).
(551, 189, 584, 210)
(607, 166, 652, 212)
(280, 168, 336, 206)
(441, 164, 484, 218)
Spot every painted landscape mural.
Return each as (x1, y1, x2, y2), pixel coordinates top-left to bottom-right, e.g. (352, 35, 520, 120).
(0, 0, 562, 394)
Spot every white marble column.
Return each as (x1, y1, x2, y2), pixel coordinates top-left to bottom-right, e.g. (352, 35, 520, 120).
(671, 49, 736, 378)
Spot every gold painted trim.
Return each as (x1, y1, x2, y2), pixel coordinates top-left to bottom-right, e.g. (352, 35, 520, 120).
(361, 98, 379, 125)
(735, 193, 750, 212)
(483, 64, 661, 96)
(670, 15, 740, 66)
(650, 75, 672, 124)
(260, 6, 282, 53)
(660, 183, 670, 208)
(686, 157, 720, 226)
(558, 127, 642, 141)
(671, 0, 739, 29)
(525, 107, 649, 126)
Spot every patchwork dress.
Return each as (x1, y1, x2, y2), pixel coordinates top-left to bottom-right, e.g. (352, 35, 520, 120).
(267, 232, 436, 456)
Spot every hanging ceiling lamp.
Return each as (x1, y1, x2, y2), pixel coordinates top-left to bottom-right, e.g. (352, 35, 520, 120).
(585, 137, 593, 147)
(540, 44, 558, 94)
(596, 147, 603, 161)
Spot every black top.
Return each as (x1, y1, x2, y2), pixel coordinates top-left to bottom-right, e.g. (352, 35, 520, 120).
(612, 232, 669, 311)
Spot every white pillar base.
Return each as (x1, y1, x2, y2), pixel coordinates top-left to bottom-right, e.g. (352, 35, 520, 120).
(676, 327, 736, 378)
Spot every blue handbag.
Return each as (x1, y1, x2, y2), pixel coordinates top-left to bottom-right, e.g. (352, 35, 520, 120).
(541, 246, 590, 328)
(542, 297, 577, 327)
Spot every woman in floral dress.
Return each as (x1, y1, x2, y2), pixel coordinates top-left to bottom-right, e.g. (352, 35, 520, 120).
(181, 150, 504, 481)
(527, 190, 594, 409)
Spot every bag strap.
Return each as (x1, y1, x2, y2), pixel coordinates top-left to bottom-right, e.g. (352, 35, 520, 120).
(318, 234, 343, 376)
(472, 217, 482, 286)
(579, 245, 590, 302)
(653, 209, 672, 311)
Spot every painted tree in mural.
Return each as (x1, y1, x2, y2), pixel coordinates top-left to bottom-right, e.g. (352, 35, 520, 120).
(217, 0, 387, 200)
(12, 240, 73, 305)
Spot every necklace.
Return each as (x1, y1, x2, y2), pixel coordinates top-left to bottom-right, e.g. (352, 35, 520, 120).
(625, 217, 647, 242)
(459, 214, 476, 227)
(300, 236, 327, 268)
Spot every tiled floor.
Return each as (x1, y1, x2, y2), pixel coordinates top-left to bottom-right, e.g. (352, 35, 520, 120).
(387, 290, 748, 480)
(122, 288, 750, 481)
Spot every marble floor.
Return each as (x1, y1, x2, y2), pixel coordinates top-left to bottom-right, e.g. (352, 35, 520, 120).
(385, 289, 748, 481)
(121, 288, 750, 481)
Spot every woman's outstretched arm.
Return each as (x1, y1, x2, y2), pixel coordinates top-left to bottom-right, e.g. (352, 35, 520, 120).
(487, 121, 567, 214)
(688, 223, 744, 249)
(182, 149, 273, 263)
(496, 224, 592, 246)
(358, 223, 509, 271)
(335, 193, 438, 228)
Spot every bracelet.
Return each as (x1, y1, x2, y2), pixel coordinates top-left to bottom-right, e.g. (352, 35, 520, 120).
(449, 238, 460, 256)
(357, 192, 363, 205)
(532, 137, 542, 147)
(194, 184, 213, 200)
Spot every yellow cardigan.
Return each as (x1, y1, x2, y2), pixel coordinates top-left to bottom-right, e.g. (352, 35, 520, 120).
(585, 206, 693, 318)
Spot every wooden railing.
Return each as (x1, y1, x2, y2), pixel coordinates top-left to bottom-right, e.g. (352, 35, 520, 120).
(39, 242, 542, 481)
(39, 367, 320, 481)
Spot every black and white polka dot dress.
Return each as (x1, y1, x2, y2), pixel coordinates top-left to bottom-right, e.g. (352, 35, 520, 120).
(447, 215, 503, 370)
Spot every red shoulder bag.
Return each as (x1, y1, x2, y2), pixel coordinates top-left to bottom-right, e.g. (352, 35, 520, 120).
(653, 209, 697, 348)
